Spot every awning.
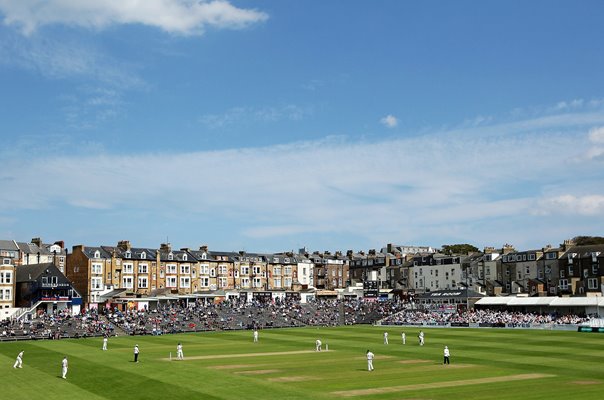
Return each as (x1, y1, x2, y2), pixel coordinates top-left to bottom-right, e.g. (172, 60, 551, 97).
(475, 297, 511, 305)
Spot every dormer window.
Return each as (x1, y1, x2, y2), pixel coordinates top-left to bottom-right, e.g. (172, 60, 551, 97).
(141, 252, 146, 259)
(201, 253, 207, 260)
(125, 251, 131, 259)
(94, 250, 100, 259)
(168, 253, 173, 260)
(183, 254, 188, 261)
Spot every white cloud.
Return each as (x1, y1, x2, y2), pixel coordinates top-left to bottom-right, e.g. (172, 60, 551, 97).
(0, 0, 268, 36)
(536, 195, 604, 216)
(199, 105, 312, 128)
(380, 114, 398, 128)
(588, 126, 604, 144)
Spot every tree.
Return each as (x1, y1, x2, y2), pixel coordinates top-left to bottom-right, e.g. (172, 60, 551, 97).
(441, 244, 479, 255)
(573, 236, 604, 245)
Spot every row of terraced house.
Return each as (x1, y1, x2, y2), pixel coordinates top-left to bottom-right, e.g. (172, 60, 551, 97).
(1, 237, 603, 319)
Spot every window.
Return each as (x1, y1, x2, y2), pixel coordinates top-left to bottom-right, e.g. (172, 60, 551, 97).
(166, 276, 177, 288)
(0, 271, 12, 284)
(125, 251, 131, 259)
(200, 264, 209, 275)
(123, 263, 133, 274)
(252, 265, 261, 275)
(525, 266, 530, 275)
(94, 250, 100, 258)
(218, 277, 228, 288)
(240, 277, 250, 288)
(138, 264, 148, 274)
(546, 252, 557, 260)
(559, 279, 569, 290)
(180, 265, 190, 275)
(219, 265, 228, 275)
(140, 252, 146, 259)
(91, 277, 103, 290)
(2, 258, 11, 265)
(593, 265, 599, 274)
(529, 254, 536, 261)
(253, 277, 262, 288)
(122, 276, 133, 289)
(138, 277, 148, 288)
(273, 278, 282, 288)
(284, 277, 292, 287)
(200, 277, 209, 287)
(284, 266, 292, 275)
(588, 278, 598, 289)
(166, 264, 177, 274)
(0, 288, 11, 300)
(435, 270, 439, 277)
(168, 253, 173, 260)
(180, 277, 190, 288)
(240, 266, 249, 275)
(182, 254, 188, 261)
(51, 276, 58, 285)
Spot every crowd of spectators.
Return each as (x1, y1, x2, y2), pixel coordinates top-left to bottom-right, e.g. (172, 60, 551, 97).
(0, 309, 115, 341)
(381, 308, 592, 326)
(1, 297, 597, 341)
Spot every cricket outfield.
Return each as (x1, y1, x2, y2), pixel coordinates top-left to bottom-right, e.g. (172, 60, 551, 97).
(1, 325, 602, 399)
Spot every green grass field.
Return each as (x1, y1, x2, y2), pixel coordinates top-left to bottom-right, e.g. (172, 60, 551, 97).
(1, 326, 603, 399)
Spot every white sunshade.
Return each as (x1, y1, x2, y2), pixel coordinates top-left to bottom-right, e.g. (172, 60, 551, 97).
(475, 297, 511, 305)
(507, 297, 555, 306)
(549, 297, 602, 307)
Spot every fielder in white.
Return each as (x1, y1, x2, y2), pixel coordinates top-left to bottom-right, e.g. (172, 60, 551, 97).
(253, 329, 259, 343)
(419, 330, 425, 346)
(443, 345, 450, 365)
(61, 356, 68, 379)
(13, 350, 24, 368)
(102, 336, 108, 351)
(401, 332, 406, 345)
(315, 339, 322, 352)
(177, 343, 184, 360)
(366, 350, 374, 371)
(383, 331, 389, 345)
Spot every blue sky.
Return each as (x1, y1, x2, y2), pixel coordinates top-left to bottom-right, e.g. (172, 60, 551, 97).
(1, 1, 604, 253)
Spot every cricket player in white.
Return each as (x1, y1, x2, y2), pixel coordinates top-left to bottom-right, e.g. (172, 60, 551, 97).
(419, 330, 425, 346)
(383, 331, 389, 345)
(443, 346, 450, 365)
(61, 356, 68, 379)
(177, 343, 184, 360)
(134, 344, 140, 363)
(253, 329, 258, 343)
(315, 339, 322, 351)
(102, 336, 108, 351)
(13, 350, 24, 368)
(401, 332, 406, 345)
(366, 350, 374, 371)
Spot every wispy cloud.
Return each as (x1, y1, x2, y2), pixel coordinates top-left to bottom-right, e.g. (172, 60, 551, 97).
(0, 32, 143, 88)
(0, 0, 268, 36)
(199, 105, 312, 129)
(536, 195, 604, 216)
(380, 114, 398, 128)
(1, 100, 603, 250)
